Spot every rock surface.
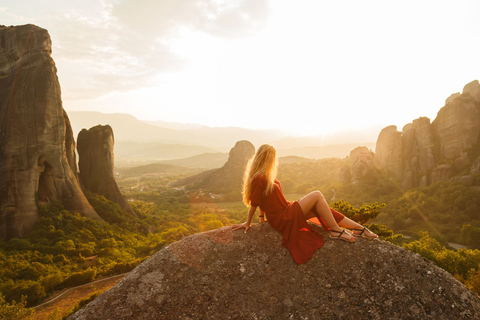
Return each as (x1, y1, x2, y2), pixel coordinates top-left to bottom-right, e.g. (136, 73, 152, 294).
(69, 223, 480, 320)
(374, 80, 480, 188)
(176, 140, 255, 193)
(0, 25, 100, 240)
(77, 125, 134, 215)
(348, 146, 374, 181)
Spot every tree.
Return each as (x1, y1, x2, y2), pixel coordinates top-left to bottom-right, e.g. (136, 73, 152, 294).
(330, 200, 385, 225)
(0, 294, 35, 320)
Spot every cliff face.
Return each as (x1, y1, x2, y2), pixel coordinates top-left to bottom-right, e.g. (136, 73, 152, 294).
(176, 140, 255, 193)
(77, 125, 134, 215)
(69, 223, 480, 319)
(374, 80, 480, 188)
(0, 25, 101, 240)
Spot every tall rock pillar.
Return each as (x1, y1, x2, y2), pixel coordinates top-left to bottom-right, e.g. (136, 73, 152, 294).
(77, 125, 135, 215)
(0, 25, 101, 240)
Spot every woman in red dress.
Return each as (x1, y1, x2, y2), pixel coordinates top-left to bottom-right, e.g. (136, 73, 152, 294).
(232, 144, 378, 264)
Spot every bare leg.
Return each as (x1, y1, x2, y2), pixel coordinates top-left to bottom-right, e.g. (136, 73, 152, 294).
(338, 216, 378, 239)
(298, 191, 355, 242)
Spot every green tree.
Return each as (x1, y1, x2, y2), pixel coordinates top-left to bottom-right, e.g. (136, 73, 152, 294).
(0, 294, 35, 320)
(330, 200, 385, 225)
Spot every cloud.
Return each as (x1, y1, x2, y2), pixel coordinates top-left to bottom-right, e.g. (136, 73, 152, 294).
(53, 0, 271, 100)
(112, 0, 270, 37)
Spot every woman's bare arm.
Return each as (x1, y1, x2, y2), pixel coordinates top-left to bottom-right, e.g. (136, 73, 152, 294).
(232, 205, 257, 233)
(259, 209, 266, 223)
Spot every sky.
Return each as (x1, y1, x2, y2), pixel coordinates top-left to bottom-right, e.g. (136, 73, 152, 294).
(1, 0, 480, 137)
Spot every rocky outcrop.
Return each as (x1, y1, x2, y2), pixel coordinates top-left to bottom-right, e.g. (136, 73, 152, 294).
(0, 25, 101, 240)
(348, 146, 374, 181)
(77, 125, 134, 215)
(176, 140, 255, 193)
(432, 82, 480, 161)
(373, 125, 403, 179)
(374, 80, 480, 188)
(69, 223, 480, 319)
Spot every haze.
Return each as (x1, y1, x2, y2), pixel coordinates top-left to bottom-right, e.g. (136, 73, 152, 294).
(1, 0, 480, 137)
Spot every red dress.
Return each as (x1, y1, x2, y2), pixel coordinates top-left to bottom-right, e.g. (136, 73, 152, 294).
(250, 174, 345, 264)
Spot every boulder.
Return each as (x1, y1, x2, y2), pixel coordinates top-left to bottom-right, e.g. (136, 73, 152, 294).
(0, 25, 100, 240)
(69, 223, 480, 319)
(77, 125, 135, 215)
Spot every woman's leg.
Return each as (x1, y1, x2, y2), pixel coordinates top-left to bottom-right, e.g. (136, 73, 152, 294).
(338, 217, 378, 238)
(298, 191, 355, 241)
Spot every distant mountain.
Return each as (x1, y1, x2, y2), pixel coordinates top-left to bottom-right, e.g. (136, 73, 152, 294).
(68, 111, 287, 150)
(68, 111, 200, 145)
(144, 120, 207, 130)
(114, 141, 218, 165)
(157, 152, 228, 169)
(67, 111, 378, 164)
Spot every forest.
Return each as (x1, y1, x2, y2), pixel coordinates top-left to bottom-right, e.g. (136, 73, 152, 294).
(1, 158, 480, 319)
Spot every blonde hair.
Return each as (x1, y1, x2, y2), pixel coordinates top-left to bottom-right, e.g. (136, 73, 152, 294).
(242, 144, 278, 207)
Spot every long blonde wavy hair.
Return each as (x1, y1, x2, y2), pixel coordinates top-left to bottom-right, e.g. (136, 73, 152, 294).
(242, 144, 278, 207)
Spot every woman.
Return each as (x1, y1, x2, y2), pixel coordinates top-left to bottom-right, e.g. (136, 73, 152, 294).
(232, 144, 377, 264)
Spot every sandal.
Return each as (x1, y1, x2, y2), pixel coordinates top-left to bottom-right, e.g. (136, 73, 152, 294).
(352, 227, 378, 239)
(329, 229, 356, 242)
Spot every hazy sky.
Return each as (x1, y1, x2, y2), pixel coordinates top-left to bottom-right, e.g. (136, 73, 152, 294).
(1, 0, 480, 137)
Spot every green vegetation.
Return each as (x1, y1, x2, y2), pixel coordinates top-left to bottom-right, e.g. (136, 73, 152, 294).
(2, 157, 480, 317)
(0, 294, 35, 320)
(403, 231, 480, 295)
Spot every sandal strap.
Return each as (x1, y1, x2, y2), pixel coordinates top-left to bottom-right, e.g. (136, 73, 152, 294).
(353, 227, 366, 235)
(331, 229, 355, 240)
(330, 229, 345, 237)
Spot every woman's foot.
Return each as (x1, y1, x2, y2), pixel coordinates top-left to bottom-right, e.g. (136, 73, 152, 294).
(352, 227, 378, 239)
(329, 229, 356, 242)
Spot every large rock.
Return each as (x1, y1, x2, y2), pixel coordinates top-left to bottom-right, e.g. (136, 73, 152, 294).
(463, 80, 480, 103)
(0, 25, 100, 240)
(77, 125, 134, 215)
(400, 117, 437, 188)
(176, 140, 255, 193)
(69, 223, 480, 319)
(374, 80, 480, 188)
(348, 146, 373, 181)
(373, 125, 403, 179)
(432, 91, 480, 160)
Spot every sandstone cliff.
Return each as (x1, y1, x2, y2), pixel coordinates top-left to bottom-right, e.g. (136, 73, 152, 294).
(0, 25, 101, 240)
(346, 146, 374, 182)
(69, 223, 480, 319)
(176, 140, 255, 193)
(77, 125, 135, 215)
(374, 80, 480, 188)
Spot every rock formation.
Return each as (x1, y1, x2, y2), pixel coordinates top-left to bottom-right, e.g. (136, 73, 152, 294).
(0, 25, 101, 240)
(176, 140, 255, 193)
(69, 223, 480, 319)
(77, 125, 134, 215)
(374, 80, 480, 188)
(347, 146, 374, 182)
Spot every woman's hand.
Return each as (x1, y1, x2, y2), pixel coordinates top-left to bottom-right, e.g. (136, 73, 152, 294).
(232, 222, 251, 233)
